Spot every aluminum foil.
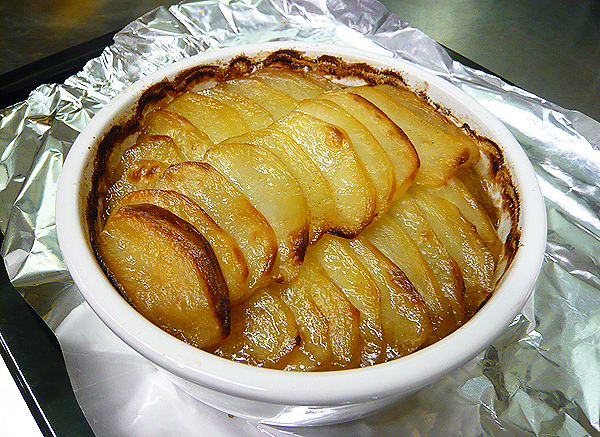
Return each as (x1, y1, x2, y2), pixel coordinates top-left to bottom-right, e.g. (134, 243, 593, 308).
(2, 0, 600, 435)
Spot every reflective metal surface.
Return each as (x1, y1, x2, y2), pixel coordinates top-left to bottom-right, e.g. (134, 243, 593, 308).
(2, 0, 599, 120)
(379, 0, 600, 122)
(1, 0, 600, 436)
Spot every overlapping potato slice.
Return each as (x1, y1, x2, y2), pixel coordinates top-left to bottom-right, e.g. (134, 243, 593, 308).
(155, 162, 277, 292)
(455, 167, 500, 227)
(347, 237, 432, 358)
(350, 85, 475, 187)
(252, 67, 332, 100)
(387, 197, 465, 322)
(115, 189, 249, 305)
(425, 177, 502, 261)
(318, 90, 420, 198)
(139, 109, 214, 160)
(217, 78, 298, 120)
(203, 143, 309, 282)
(223, 128, 337, 244)
(273, 111, 376, 238)
(409, 188, 495, 317)
(196, 88, 274, 131)
(375, 84, 480, 167)
(277, 280, 332, 371)
(165, 92, 249, 143)
(311, 235, 385, 366)
(105, 135, 185, 214)
(210, 289, 298, 369)
(362, 215, 457, 341)
(295, 98, 396, 218)
(122, 134, 185, 172)
(300, 256, 361, 369)
(99, 204, 230, 349)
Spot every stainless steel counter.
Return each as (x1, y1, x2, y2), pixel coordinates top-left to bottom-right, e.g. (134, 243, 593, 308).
(2, 0, 599, 120)
(379, 0, 600, 122)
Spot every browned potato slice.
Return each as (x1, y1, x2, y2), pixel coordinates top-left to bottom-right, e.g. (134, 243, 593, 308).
(301, 256, 361, 369)
(295, 98, 396, 218)
(196, 87, 274, 131)
(409, 188, 496, 317)
(300, 71, 342, 91)
(347, 237, 432, 358)
(318, 90, 419, 198)
(105, 160, 169, 217)
(217, 78, 298, 120)
(155, 162, 277, 291)
(105, 135, 185, 214)
(455, 167, 500, 227)
(252, 67, 330, 100)
(283, 348, 322, 371)
(425, 177, 502, 261)
(375, 84, 480, 167)
(350, 85, 473, 187)
(277, 281, 332, 371)
(99, 204, 229, 348)
(203, 143, 309, 282)
(116, 189, 250, 305)
(387, 197, 465, 322)
(125, 134, 185, 170)
(362, 215, 456, 341)
(139, 109, 214, 160)
(210, 289, 298, 369)
(273, 111, 376, 238)
(311, 234, 385, 366)
(165, 92, 249, 143)
(223, 128, 336, 244)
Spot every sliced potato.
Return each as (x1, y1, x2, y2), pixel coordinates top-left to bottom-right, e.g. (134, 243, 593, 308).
(409, 188, 496, 317)
(210, 288, 298, 369)
(348, 237, 432, 358)
(318, 90, 419, 198)
(217, 78, 298, 120)
(350, 85, 473, 187)
(116, 189, 250, 305)
(165, 92, 249, 143)
(277, 281, 332, 371)
(105, 160, 169, 216)
(273, 111, 376, 238)
(252, 67, 331, 100)
(375, 84, 480, 167)
(387, 197, 465, 322)
(425, 177, 502, 261)
(105, 135, 185, 213)
(301, 256, 361, 369)
(311, 234, 385, 366)
(295, 98, 396, 218)
(197, 87, 274, 131)
(125, 134, 185, 171)
(203, 143, 309, 282)
(455, 167, 500, 227)
(299, 70, 342, 91)
(362, 215, 456, 341)
(155, 162, 277, 291)
(222, 129, 336, 244)
(99, 204, 230, 348)
(139, 109, 213, 160)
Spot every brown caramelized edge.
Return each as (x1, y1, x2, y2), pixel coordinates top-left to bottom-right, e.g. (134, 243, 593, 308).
(88, 48, 521, 314)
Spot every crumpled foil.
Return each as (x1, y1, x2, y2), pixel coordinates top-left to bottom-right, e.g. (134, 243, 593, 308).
(2, 0, 600, 436)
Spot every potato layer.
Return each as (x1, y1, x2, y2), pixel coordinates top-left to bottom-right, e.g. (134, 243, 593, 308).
(96, 66, 503, 370)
